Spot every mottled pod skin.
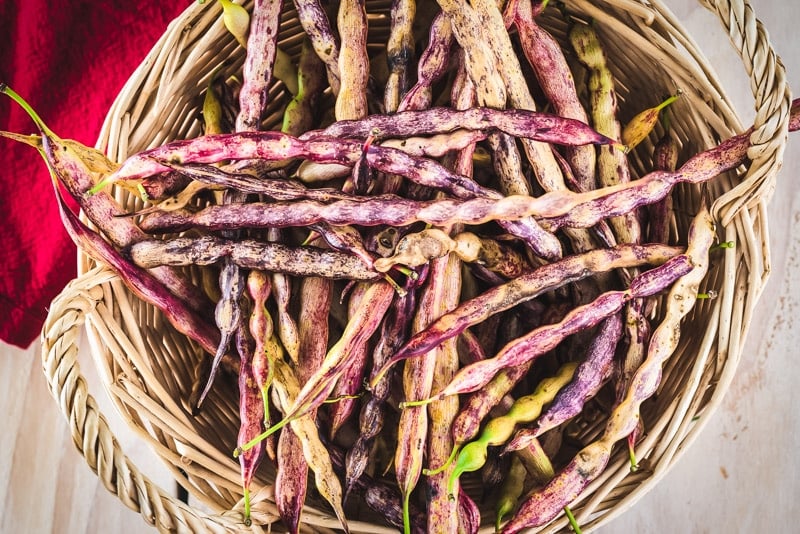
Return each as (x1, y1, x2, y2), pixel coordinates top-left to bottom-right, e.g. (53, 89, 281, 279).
(292, 0, 341, 94)
(136, 129, 750, 236)
(383, 243, 681, 372)
(236, 0, 285, 132)
(235, 323, 266, 527)
(395, 256, 454, 533)
(504, 312, 623, 452)
(53, 187, 225, 368)
(104, 108, 616, 185)
(345, 273, 422, 495)
(275, 275, 332, 532)
(126, 235, 380, 280)
(418, 253, 694, 401)
(37, 116, 211, 313)
(501, 206, 715, 533)
(506, 0, 596, 191)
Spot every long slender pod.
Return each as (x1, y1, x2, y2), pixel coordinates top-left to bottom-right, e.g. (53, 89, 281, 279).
(504, 312, 623, 452)
(426, 252, 463, 533)
(384, 0, 416, 112)
(126, 235, 380, 280)
(447, 362, 578, 498)
(377, 243, 681, 377)
(51, 180, 228, 370)
(506, 0, 596, 191)
(237, 0, 285, 132)
(198, 255, 246, 406)
(1, 86, 211, 312)
(235, 319, 266, 526)
(401, 253, 694, 401)
(292, 0, 340, 94)
(267, 228, 300, 364)
(241, 281, 395, 449)
(336, 0, 369, 121)
(345, 272, 422, 495)
(395, 256, 451, 534)
(448, 301, 570, 451)
(271, 358, 350, 533)
(500, 206, 715, 533)
(274, 275, 333, 533)
(327, 284, 373, 439)
(246, 270, 280, 460)
(304, 107, 618, 146)
(398, 10, 454, 112)
(569, 19, 641, 245)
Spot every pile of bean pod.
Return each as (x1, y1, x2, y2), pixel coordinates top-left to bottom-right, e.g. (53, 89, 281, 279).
(4, 0, 798, 532)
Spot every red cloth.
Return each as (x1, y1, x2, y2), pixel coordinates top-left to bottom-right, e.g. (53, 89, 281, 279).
(0, 0, 190, 347)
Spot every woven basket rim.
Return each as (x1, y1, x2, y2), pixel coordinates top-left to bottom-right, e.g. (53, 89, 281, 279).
(42, 0, 790, 532)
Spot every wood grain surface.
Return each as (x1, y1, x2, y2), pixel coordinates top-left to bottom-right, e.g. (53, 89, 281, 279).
(2, 1, 798, 533)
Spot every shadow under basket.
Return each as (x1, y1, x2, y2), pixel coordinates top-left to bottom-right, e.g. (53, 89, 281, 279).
(41, 0, 789, 532)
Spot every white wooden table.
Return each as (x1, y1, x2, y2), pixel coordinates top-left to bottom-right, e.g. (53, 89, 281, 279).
(2, 1, 798, 532)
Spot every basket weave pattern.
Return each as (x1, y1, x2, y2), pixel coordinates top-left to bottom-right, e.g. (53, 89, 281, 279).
(41, 0, 788, 532)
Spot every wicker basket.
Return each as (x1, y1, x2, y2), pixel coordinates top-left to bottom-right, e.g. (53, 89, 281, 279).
(40, 0, 789, 532)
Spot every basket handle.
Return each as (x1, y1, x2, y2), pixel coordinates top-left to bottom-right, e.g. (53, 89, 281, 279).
(40, 267, 247, 533)
(700, 0, 791, 225)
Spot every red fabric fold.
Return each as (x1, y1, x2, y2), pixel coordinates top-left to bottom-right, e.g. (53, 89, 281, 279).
(0, 0, 189, 347)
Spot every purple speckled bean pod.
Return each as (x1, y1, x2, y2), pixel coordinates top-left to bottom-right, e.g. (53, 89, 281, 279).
(450, 302, 569, 447)
(458, 489, 481, 534)
(425, 253, 462, 534)
(506, 0, 596, 191)
(275, 428, 306, 534)
(136, 129, 750, 233)
(52, 186, 232, 378)
(246, 270, 278, 460)
(36, 124, 211, 314)
(328, 283, 374, 439)
(414, 254, 694, 401)
(301, 107, 618, 147)
(501, 206, 714, 533)
(152, 159, 358, 202)
(540, 131, 749, 231)
(503, 312, 623, 453)
(345, 271, 424, 496)
(126, 235, 381, 280)
(275, 274, 332, 533)
(292, 0, 340, 94)
(379, 243, 681, 374)
(107, 133, 505, 202)
(237, 0, 284, 132)
(395, 255, 453, 532)
(132, 196, 485, 232)
(252, 281, 395, 443)
(275, 277, 332, 529)
(398, 10, 454, 112)
(234, 321, 266, 526)
(647, 133, 679, 244)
